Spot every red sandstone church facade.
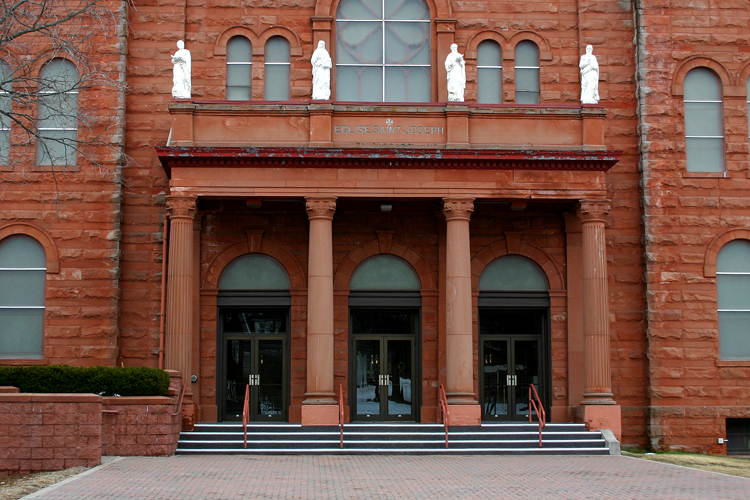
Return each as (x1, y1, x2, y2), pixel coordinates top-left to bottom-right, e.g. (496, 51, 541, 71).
(2, 0, 750, 454)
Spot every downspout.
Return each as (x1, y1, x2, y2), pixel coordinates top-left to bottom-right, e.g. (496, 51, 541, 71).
(632, 0, 655, 449)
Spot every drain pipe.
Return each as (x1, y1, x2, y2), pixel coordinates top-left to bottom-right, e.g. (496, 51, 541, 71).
(159, 211, 170, 369)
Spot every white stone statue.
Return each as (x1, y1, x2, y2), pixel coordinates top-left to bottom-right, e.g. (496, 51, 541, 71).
(311, 41, 332, 100)
(579, 45, 599, 105)
(171, 40, 192, 99)
(444, 43, 466, 102)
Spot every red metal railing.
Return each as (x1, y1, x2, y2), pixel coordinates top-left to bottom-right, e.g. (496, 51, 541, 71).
(338, 384, 344, 449)
(242, 384, 250, 449)
(438, 384, 450, 449)
(528, 383, 546, 448)
(170, 381, 186, 417)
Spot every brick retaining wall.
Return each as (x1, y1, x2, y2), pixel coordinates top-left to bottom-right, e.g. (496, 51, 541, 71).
(0, 389, 180, 476)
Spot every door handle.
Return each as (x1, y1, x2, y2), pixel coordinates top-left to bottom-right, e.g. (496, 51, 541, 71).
(379, 374, 391, 386)
(506, 375, 517, 387)
(249, 374, 260, 386)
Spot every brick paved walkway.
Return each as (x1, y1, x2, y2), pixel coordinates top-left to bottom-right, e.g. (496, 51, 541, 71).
(23, 455, 750, 500)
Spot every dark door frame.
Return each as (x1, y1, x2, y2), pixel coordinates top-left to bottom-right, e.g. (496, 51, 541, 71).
(348, 292, 422, 423)
(478, 291, 551, 422)
(217, 291, 291, 422)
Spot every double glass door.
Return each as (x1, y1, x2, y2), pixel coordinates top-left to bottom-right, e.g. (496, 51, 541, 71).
(220, 309, 288, 421)
(354, 337, 415, 420)
(481, 336, 541, 421)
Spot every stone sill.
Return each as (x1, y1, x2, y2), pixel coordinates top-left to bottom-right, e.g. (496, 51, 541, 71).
(682, 171, 728, 178)
(716, 360, 750, 367)
(0, 358, 48, 365)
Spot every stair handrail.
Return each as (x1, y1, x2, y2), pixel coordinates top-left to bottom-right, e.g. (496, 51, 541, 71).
(338, 383, 344, 449)
(438, 384, 450, 449)
(169, 381, 186, 417)
(528, 383, 546, 448)
(242, 384, 250, 449)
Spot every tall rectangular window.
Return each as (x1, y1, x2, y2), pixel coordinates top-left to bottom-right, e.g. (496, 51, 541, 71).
(477, 41, 502, 104)
(227, 36, 252, 101)
(36, 59, 78, 167)
(0, 61, 11, 164)
(684, 68, 724, 173)
(717, 240, 750, 360)
(265, 37, 290, 101)
(515, 41, 540, 104)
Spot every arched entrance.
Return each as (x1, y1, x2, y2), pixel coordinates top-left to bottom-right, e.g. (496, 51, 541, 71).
(216, 253, 291, 422)
(478, 255, 551, 422)
(348, 254, 421, 421)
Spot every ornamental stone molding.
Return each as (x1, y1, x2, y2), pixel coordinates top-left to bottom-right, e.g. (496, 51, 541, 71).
(166, 196, 197, 219)
(442, 198, 474, 221)
(576, 200, 611, 223)
(305, 197, 337, 219)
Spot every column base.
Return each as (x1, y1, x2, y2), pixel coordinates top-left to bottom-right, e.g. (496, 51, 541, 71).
(575, 404, 622, 442)
(301, 404, 339, 426)
(446, 404, 481, 425)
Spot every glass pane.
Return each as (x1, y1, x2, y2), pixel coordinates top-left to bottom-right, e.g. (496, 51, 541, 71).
(265, 37, 290, 63)
(478, 67, 502, 104)
(38, 92, 78, 129)
(219, 254, 291, 290)
(717, 240, 750, 273)
(483, 340, 509, 417)
(265, 64, 290, 100)
(684, 68, 721, 101)
(480, 311, 544, 336)
(0, 270, 45, 307)
(479, 255, 548, 291)
(685, 101, 723, 136)
(514, 339, 540, 419)
(337, 0, 382, 20)
(0, 309, 44, 359)
(718, 275, 750, 310)
(516, 90, 540, 104)
(337, 66, 383, 101)
(36, 129, 77, 166)
(719, 311, 750, 360)
(257, 339, 284, 416)
(478, 40, 502, 67)
(0, 235, 46, 268)
(384, 66, 430, 102)
(387, 339, 412, 415)
(336, 21, 383, 65)
(0, 60, 10, 92)
(356, 339, 381, 415)
(686, 137, 724, 172)
(0, 93, 10, 128)
(515, 41, 539, 67)
(515, 67, 540, 93)
(39, 59, 79, 93)
(227, 85, 251, 101)
(227, 36, 252, 62)
(384, 22, 430, 65)
(222, 310, 287, 334)
(0, 129, 8, 164)
(351, 310, 417, 335)
(227, 64, 252, 87)
(385, 0, 429, 19)
(225, 339, 252, 419)
(350, 255, 420, 290)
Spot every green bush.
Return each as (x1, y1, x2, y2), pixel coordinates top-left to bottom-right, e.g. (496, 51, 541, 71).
(0, 365, 171, 396)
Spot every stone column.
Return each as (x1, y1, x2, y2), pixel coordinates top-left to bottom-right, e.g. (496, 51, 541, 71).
(442, 198, 481, 425)
(301, 196, 339, 425)
(576, 200, 621, 439)
(164, 195, 197, 425)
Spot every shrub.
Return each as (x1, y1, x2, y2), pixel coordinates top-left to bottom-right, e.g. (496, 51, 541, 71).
(0, 365, 171, 396)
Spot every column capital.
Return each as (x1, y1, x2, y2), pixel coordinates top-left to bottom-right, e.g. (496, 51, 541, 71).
(166, 195, 197, 219)
(576, 200, 611, 223)
(442, 198, 474, 221)
(305, 197, 337, 220)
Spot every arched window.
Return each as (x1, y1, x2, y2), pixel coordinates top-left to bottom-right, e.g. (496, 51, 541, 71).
(477, 40, 502, 104)
(264, 36, 291, 101)
(36, 59, 78, 166)
(219, 254, 291, 290)
(350, 254, 420, 290)
(0, 235, 46, 359)
(0, 60, 11, 164)
(717, 239, 750, 360)
(514, 41, 540, 104)
(226, 36, 252, 100)
(479, 255, 548, 291)
(336, 0, 431, 102)
(684, 68, 724, 172)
